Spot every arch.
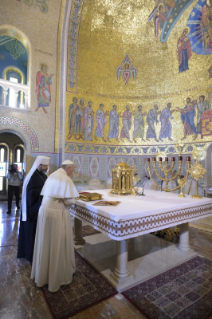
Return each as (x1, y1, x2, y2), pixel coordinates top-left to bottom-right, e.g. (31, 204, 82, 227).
(3, 66, 25, 84)
(0, 116, 39, 151)
(56, 0, 74, 164)
(0, 25, 31, 106)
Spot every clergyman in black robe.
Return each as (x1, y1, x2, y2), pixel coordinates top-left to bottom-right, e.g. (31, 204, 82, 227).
(17, 156, 49, 262)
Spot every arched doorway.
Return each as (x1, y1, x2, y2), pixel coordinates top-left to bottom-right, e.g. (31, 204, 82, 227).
(0, 132, 25, 200)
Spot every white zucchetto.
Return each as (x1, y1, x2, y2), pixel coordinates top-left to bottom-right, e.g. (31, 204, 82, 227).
(62, 160, 74, 165)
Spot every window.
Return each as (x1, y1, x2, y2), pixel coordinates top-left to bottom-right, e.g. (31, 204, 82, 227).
(9, 77, 18, 107)
(0, 148, 4, 162)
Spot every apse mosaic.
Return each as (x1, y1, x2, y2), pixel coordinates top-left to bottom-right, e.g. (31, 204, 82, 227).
(65, 0, 212, 155)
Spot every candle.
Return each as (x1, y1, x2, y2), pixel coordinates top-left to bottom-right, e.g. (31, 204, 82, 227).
(186, 156, 190, 161)
(147, 158, 150, 162)
(179, 156, 182, 161)
(172, 157, 175, 161)
(159, 157, 162, 162)
(152, 157, 156, 161)
(165, 157, 168, 161)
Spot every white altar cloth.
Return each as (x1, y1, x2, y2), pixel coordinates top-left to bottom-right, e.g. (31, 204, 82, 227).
(70, 189, 212, 241)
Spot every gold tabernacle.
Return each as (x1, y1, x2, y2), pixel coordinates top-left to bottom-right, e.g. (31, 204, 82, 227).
(111, 162, 135, 195)
(79, 192, 103, 201)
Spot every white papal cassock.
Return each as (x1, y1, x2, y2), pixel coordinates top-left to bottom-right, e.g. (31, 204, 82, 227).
(31, 168, 79, 292)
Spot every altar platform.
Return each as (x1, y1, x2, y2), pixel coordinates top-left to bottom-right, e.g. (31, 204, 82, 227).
(71, 189, 212, 292)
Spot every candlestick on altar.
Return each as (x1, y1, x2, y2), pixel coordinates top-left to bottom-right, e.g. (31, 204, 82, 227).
(147, 152, 190, 194)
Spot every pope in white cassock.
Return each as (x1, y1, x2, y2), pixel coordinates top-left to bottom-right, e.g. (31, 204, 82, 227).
(31, 160, 79, 292)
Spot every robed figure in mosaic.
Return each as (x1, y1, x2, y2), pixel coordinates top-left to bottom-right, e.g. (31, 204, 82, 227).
(196, 95, 207, 134)
(159, 102, 175, 141)
(120, 105, 132, 142)
(176, 97, 197, 140)
(83, 101, 94, 141)
(146, 104, 161, 142)
(35, 63, 52, 114)
(133, 105, 146, 142)
(177, 28, 191, 73)
(107, 105, 120, 142)
(94, 104, 108, 142)
(68, 97, 78, 138)
(75, 99, 84, 137)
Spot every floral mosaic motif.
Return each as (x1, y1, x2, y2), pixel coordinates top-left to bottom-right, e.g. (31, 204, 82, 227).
(67, 0, 84, 91)
(65, 142, 208, 156)
(0, 116, 39, 151)
(23, 0, 48, 13)
(5, 39, 25, 60)
(89, 157, 99, 176)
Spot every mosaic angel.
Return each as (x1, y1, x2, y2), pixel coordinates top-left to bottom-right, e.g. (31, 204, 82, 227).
(116, 54, 137, 85)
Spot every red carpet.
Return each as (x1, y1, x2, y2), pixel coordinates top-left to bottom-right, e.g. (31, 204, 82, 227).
(42, 251, 117, 319)
(123, 256, 212, 319)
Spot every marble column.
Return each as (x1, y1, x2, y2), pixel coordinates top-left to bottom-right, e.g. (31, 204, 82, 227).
(73, 217, 85, 245)
(110, 239, 132, 287)
(179, 222, 190, 251)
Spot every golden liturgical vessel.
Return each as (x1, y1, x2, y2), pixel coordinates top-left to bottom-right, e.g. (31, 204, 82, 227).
(111, 162, 134, 195)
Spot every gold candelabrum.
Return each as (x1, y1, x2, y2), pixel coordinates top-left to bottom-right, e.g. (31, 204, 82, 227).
(111, 162, 135, 195)
(147, 156, 191, 196)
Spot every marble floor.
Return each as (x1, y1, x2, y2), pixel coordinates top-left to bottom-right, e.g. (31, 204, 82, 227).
(0, 201, 212, 319)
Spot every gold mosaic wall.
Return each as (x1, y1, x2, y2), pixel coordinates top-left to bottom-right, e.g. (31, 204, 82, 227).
(66, 0, 212, 149)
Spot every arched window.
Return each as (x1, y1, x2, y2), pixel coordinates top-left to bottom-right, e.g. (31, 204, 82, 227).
(0, 27, 29, 109)
(0, 145, 8, 192)
(3, 67, 25, 108)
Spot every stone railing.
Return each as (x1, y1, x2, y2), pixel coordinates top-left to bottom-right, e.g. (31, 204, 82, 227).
(0, 78, 29, 109)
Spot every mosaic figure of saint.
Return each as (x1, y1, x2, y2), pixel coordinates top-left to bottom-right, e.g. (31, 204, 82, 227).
(176, 97, 197, 140)
(153, 3, 172, 38)
(35, 63, 52, 114)
(75, 98, 84, 137)
(133, 105, 146, 142)
(83, 101, 94, 141)
(159, 102, 175, 141)
(146, 104, 161, 142)
(120, 105, 132, 142)
(196, 95, 208, 134)
(107, 105, 120, 142)
(177, 28, 192, 73)
(68, 97, 78, 138)
(94, 104, 108, 142)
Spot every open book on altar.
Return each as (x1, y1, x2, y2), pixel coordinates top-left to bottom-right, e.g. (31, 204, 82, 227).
(93, 201, 121, 206)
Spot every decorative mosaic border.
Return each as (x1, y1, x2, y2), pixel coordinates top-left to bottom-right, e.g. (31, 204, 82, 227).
(70, 203, 212, 240)
(23, 0, 48, 14)
(67, 0, 84, 92)
(0, 116, 39, 151)
(65, 142, 207, 156)
(0, 28, 29, 54)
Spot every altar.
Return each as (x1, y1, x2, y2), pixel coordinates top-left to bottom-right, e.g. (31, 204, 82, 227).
(71, 189, 212, 291)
